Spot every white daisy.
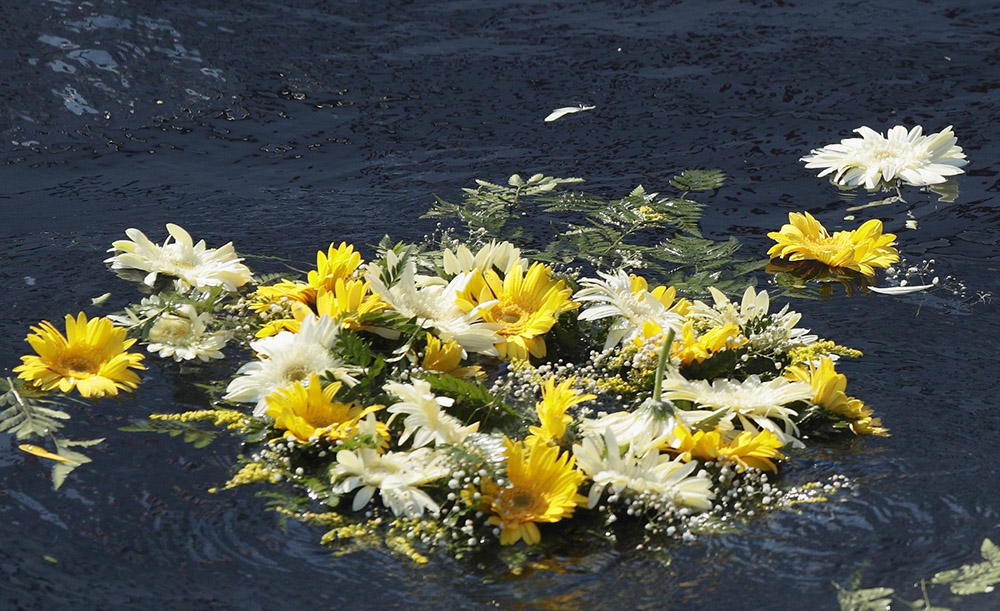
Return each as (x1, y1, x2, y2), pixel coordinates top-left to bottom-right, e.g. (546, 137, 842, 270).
(801, 124, 968, 190)
(574, 270, 683, 351)
(573, 428, 715, 511)
(365, 252, 501, 355)
(441, 241, 527, 277)
(146, 304, 230, 362)
(578, 402, 677, 452)
(331, 447, 450, 518)
(689, 286, 816, 353)
(106, 223, 254, 292)
(224, 314, 356, 416)
(660, 373, 813, 446)
(384, 379, 479, 448)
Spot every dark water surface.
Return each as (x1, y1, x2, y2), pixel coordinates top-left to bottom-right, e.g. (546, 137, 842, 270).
(3, 0, 1000, 609)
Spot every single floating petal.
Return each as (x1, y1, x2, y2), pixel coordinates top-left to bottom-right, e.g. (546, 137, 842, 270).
(544, 105, 596, 122)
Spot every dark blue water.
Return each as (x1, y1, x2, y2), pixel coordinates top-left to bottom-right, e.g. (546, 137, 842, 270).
(2, 1, 1000, 608)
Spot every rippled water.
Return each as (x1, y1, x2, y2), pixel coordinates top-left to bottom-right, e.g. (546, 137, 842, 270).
(3, 1, 1000, 608)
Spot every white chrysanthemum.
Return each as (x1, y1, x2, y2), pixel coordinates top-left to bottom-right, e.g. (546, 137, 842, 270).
(689, 286, 816, 352)
(661, 373, 812, 446)
(574, 270, 683, 351)
(573, 428, 715, 511)
(578, 403, 677, 452)
(366, 252, 501, 355)
(145, 304, 230, 362)
(385, 379, 479, 448)
(106, 223, 254, 292)
(441, 241, 527, 277)
(331, 447, 450, 518)
(801, 125, 968, 190)
(224, 315, 356, 416)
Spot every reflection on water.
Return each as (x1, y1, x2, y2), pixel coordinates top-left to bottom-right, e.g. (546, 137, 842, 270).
(2, 0, 1000, 609)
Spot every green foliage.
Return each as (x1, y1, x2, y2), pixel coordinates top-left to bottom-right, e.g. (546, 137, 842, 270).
(0, 379, 70, 440)
(421, 373, 519, 431)
(120, 418, 219, 449)
(931, 538, 1000, 595)
(424, 172, 761, 298)
(50, 437, 105, 490)
(835, 584, 896, 611)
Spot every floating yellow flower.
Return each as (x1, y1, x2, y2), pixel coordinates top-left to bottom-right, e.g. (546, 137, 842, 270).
(785, 358, 889, 437)
(457, 262, 577, 361)
(264, 373, 384, 443)
(528, 376, 595, 444)
(14, 312, 145, 398)
(670, 424, 784, 472)
(486, 436, 586, 546)
(250, 242, 364, 316)
(767, 212, 899, 278)
(420, 333, 482, 380)
(635, 319, 745, 366)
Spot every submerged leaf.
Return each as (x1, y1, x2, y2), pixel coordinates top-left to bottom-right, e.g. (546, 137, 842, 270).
(670, 169, 726, 192)
(931, 538, 1000, 595)
(835, 584, 894, 611)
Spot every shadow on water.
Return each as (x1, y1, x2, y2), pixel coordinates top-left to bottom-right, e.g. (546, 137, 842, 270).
(2, 0, 1000, 608)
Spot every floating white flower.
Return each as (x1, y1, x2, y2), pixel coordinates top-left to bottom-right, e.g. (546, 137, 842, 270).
(801, 125, 967, 190)
(573, 428, 715, 511)
(331, 447, 450, 518)
(106, 223, 254, 292)
(385, 379, 479, 448)
(223, 314, 356, 417)
(660, 373, 813, 446)
(575, 270, 683, 351)
(578, 402, 677, 452)
(146, 304, 230, 362)
(365, 252, 501, 355)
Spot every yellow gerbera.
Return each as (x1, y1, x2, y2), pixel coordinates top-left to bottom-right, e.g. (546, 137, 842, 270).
(670, 424, 784, 472)
(264, 373, 384, 443)
(255, 279, 386, 337)
(249, 280, 314, 315)
(528, 376, 595, 444)
(420, 333, 483, 380)
(785, 358, 889, 436)
(308, 242, 363, 292)
(486, 436, 586, 546)
(635, 319, 745, 366)
(457, 262, 577, 361)
(14, 312, 145, 398)
(767, 211, 899, 278)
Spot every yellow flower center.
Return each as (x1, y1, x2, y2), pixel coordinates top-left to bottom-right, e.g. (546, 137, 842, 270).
(58, 351, 100, 376)
(283, 364, 310, 383)
(499, 303, 528, 325)
(497, 487, 545, 518)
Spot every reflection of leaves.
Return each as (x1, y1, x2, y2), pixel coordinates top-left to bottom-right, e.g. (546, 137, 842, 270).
(834, 584, 895, 611)
(931, 538, 1000, 595)
(120, 419, 218, 449)
(0, 379, 70, 440)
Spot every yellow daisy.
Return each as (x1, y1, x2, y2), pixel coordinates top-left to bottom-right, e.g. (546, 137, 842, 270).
(785, 358, 889, 436)
(486, 436, 586, 546)
(14, 312, 145, 399)
(635, 319, 745, 366)
(670, 424, 784, 472)
(528, 376, 595, 444)
(420, 333, 483, 380)
(767, 212, 899, 278)
(264, 373, 385, 443)
(255, 279, 386, 338)
(457, 262, 577, 361)
(249, 242, 364, 316)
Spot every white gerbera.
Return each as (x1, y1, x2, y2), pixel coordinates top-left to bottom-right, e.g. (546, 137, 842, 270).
(331, 447, 450, 518)
(801, 125, 967, 190)
(689, 286, 816, 353)
(385, 379, 479, 448)
(578, 403, 677, 452)
(573, 428, 715, 511)
(574, 270, 683, 351)
(441, 241, 527, 277)
(224, 314, 356, 416)
(366, 252, 501, 355)
(146, 304, 230, 362)
(661, 373, 813, 446)
(106, 223, 253, 292)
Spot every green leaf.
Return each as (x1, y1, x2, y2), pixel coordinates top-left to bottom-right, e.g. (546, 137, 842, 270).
(931, 537, 1000, 595)
(120, 419, 220, 448)
(50, 437, 104, 490)
(0, 380, 71, 440)
(834, 584, 895, 611)
(669, 169, 726, 192)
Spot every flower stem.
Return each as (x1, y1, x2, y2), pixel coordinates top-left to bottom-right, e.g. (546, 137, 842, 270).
(651, 328, 676, 403)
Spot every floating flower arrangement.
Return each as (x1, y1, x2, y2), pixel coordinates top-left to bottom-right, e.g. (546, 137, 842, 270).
(0, 126, 969, 566)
